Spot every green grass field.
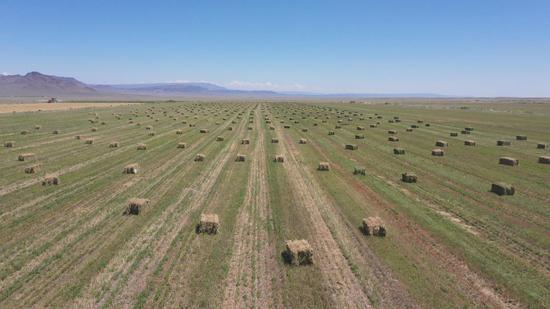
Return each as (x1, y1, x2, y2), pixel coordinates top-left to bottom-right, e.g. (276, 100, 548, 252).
(0, 100, 548, 308)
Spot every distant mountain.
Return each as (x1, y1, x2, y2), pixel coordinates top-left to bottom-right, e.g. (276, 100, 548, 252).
(0, 72, 98, 96)
(0, 71, 447, 98)
(93, 82, 278, 96)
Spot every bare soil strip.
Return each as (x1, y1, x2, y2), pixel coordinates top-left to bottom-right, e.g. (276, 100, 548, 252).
(155, 112, 253, 308)
(222, 104, 283, 308)
(275, 126, 372, 308)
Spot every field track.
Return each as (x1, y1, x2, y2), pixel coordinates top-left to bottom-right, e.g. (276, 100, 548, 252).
(0, 100, 548, 308)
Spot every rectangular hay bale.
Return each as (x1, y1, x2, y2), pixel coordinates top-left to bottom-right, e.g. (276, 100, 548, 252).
(284, 239, 313, 265)
(198, 213, 219, 234)
(362, 217, 386, 236)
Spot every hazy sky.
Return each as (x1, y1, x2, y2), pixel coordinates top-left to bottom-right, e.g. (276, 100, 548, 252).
(1, 0, 549, 96)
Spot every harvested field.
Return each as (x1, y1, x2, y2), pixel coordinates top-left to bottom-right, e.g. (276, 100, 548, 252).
(0, 100, 548, 308)
(0, 102, 138, 113)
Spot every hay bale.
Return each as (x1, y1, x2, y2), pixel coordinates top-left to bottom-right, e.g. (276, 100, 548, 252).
(25, 164, 41, 174)
(299, 138, 307, 144)
(406, 128, 413, 132)
(353, 166, 366, 175)
(393, 148, 405, 155)
(388, 136, 399, 142)
(269, 126, 275, 130)
(302, 128, 308, 132)
(236, 154, 246, 162)
(516, 135, 527, 141)
(53, 130, 60, 134)
(177, 142, 187, 149)
(318, 162, 330, 171)
(194, 153, 205, 161)
(283, 239, 313, 265)
(328, 131, 335, 135)
(499, 157, 518, 166)
(465, 127, 474, 132)
(34, 125, 41, 130)
(228, 127, 233, 131)
(42, 175, 59, 185)
(137, 143, 147, 150)
(357, 126, 365, 131)
(284, 125, 291, 129)
(126, 198, 149, 215)
(274, 155, 285, 163)
(18, 153, 35, 161)
(464, 140, 476, 146)
(200, 129, 209, 133)
(497, 140, 511, 146)
(84, 138, 94, 145)
(362, 217, 386, 236)
(345, 144, 358, 150)
(91, 127, 98, 132)
(402, 172, 417, 183)
(241, 139, 250, 145)
(537, 143, 547, 149)
(145, 125, 153, 130)
(388, 130, 397, 134)
(355, 134, 365, 139)
(538, 156, 550, 164)
(109, 141, 120, 148)
(4, 141, 14, 148)
(450, 132, 458, 137)
(411, 124, 419, 129)
(491, 183, 515, 196)
(123, 163, 139, 174)
(271, 138, 279, 143)
(216, 136, 224, 141)
(435, 140, 448, 147)
(432, 148, 444, 156)
(197, 213, 219, 234)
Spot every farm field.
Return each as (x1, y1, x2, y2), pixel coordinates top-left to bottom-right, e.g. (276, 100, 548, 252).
(0, 102, 138, 114)
(0, 100, 548, 308)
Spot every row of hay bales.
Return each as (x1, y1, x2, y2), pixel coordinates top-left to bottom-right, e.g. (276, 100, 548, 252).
(272, 107, 548, 158)
(4, 103, 246, 193)
(272, 105, 542, 199)
(401, 171, 516, 196)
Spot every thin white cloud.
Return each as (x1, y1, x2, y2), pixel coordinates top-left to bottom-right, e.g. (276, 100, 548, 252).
(228, 80, 306, 91)
(1, 72, 10, 76)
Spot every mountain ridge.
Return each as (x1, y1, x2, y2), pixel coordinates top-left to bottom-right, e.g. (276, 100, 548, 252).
(0, 72, 448, 98)
(0, 72, 98, 96)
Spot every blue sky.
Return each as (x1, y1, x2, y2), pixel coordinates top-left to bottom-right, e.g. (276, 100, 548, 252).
(1, 0, 549, 96)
